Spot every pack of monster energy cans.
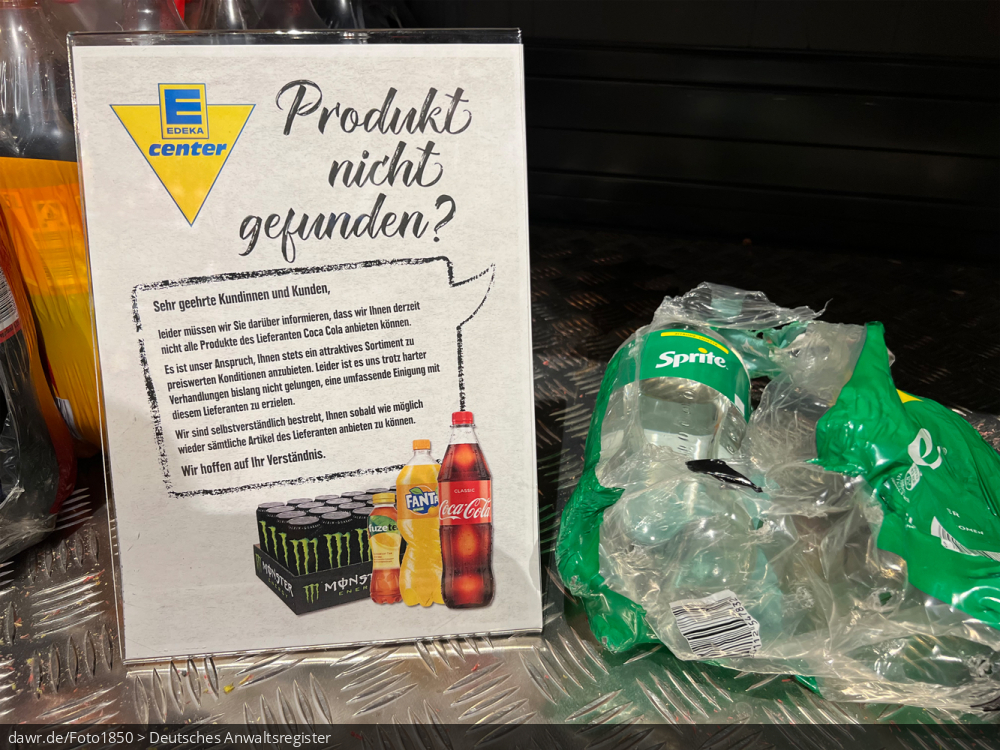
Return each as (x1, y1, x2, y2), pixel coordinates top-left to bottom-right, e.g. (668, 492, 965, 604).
(253, 492, 380, 614)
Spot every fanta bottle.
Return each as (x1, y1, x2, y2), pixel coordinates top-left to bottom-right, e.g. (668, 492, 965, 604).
(396, 439, 443, 606)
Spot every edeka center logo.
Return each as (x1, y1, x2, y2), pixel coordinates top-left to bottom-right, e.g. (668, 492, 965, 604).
(111, 84, 254, 224)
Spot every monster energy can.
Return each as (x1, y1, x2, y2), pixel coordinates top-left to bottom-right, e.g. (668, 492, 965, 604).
(305, 506, 332, 517)
(340, 490, 364, 498)
(297, 502, 325, 511)
(286, 498, 314, 507)
(351, 507, 374, 564)
(316, 494, 340, 505)
(319, 511, 355, 570)
(366, 487, 392, 495)
(355, 494, 374, 505)
(256, 502, 284, 552)
(339, 502, 364, 510)
(259, 509, 304, 565)
(284, 516, 322, 576)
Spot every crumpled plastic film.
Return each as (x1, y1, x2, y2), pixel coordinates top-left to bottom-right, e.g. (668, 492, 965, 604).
(0, 208, 77, 561)
(557, 283, 1000, 711)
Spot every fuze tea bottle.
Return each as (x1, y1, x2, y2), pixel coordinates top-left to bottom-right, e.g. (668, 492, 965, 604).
(369, 493, 401, 604)
(396, 440, 443, 606)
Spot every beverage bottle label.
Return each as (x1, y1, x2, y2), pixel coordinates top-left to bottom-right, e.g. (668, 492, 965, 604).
(440, 480, 492, 525)
(368, 510, 400, 570)
(639, 328, 751, 420)
(0, 158, 99, 445)
(400, 484, 439, 519)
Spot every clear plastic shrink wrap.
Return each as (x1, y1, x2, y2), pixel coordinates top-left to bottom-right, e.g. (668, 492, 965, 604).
(0, 209, 76, 561)
(558, 283, 1000, 711)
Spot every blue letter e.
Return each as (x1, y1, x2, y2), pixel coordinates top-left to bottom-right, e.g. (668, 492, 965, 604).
(165, 89, 202, 125)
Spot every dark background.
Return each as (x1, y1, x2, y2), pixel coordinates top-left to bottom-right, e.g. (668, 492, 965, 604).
(407, 0, 999, 265)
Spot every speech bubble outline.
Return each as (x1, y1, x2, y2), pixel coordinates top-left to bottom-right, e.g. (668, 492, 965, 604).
(129, 256, 494, 497)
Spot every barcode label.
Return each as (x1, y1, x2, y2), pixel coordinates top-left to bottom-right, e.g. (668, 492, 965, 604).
(931, 517, 1000, 562)
(671, 590, 761, 658)
(33, 230, 78, 284)
(0, 268, 20, 343)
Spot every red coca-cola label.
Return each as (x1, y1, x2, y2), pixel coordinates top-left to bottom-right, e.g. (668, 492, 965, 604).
(439, 480, 492, 526)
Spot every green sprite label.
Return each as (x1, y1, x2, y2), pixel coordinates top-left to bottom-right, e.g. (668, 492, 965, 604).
(817, 324, 1000, 629)
(639, 329, 751, 420)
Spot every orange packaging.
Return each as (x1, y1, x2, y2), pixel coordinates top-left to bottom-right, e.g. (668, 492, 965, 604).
(0, 156, 101, 451)
(0, 208, 76, 511)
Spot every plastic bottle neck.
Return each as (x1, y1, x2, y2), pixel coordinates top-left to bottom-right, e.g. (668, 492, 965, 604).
(0, 0, 77, 161)
(121, 0, 187, 31)
(410, 448, 434, 461)
(197, 0, 258, 30)
(448, 424, 479, 445)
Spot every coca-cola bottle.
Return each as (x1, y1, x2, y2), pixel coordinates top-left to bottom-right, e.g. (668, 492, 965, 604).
(439, 411, 494, 609)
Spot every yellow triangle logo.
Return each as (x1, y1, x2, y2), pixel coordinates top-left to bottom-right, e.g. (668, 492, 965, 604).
(112, 86, 253, 225)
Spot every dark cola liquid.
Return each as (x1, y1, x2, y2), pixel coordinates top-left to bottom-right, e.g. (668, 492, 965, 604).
(439, 439, 495, 609)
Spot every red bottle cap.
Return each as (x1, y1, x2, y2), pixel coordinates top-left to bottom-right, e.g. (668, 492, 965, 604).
(452, 411, 474, 425)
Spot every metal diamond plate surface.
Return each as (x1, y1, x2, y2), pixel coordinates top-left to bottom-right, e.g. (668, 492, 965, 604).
(2, 227, 999, 733)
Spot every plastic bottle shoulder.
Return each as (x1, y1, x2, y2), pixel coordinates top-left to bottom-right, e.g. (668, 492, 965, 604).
(404, 450, 438, 467)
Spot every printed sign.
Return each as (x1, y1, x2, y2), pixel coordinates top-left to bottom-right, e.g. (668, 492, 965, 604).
(70, 32, 540, 661)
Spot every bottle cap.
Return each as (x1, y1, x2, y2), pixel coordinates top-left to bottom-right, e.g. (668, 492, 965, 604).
(412, 439, 431, 450)
(452, 411, 474, 425)
(373, 492, 395, 505)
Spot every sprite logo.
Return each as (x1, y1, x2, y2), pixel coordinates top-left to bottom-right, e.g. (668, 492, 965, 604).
(405, 486, 438, 515)
(304, 583, 320, 604)
(655, 348, 728, 369)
